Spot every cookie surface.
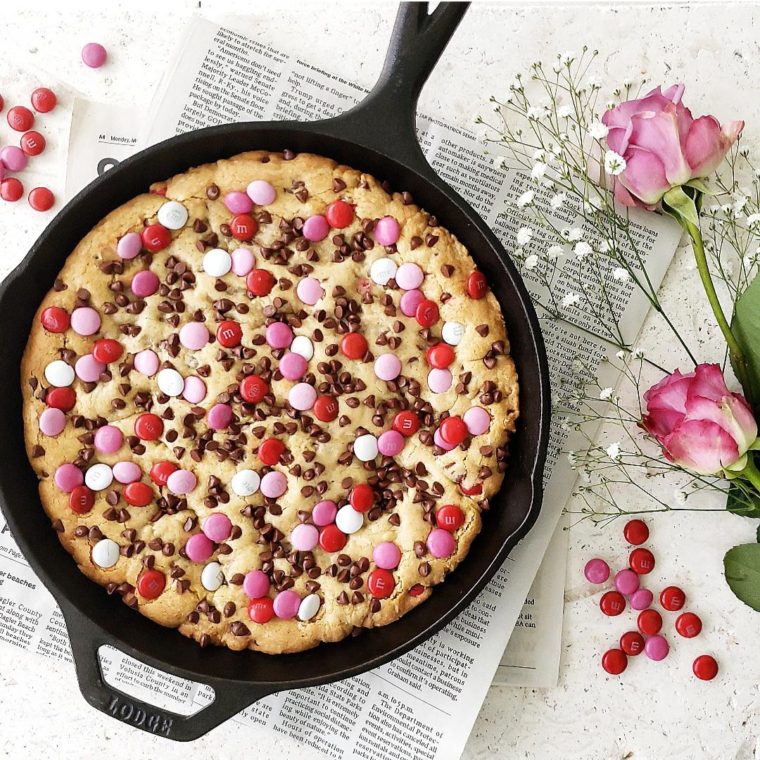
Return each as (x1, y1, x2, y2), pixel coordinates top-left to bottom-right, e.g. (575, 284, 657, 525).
(21, 150, 518, 653)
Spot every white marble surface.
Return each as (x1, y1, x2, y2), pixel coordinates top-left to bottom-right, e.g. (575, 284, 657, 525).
(2, 1, 760, 757)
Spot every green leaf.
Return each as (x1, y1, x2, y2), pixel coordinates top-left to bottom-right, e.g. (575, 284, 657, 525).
(756, 523, 760, 543)
(727, 483, 760, 518)
(684, 178, 713, 195)
(724, 543, 760, 611)
(663, 186, 700, 226)
(732, 273, 760, 410)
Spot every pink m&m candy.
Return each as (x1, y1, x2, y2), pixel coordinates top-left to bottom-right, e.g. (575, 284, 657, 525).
(0, 146, 28, 172)
(231, 247, 254, 276)
(428, 528, 456, 558)
(117, 232, 142, 259)
(378, 430, 405, 456)
(374, 215, 400, 246)
(112, 461, 141, 484)
(55, 463, 83, 492)
(208, 403, 233, 430)
(428, 368, 452, 394)
(75, 354, 106, 382)
(584, 558, 609, 584)
(395, 262, 424, 290)
(303, 214, 330, 242)
(279, 352, 307, 381)
(166, 469, 197, 495)
(273, 590, 301, 619)
(179, 321, 209, 350)
(134, 349, 159, 376)
(202, 513, 232, 542)
(291, 523, 319, 551)
(94, 425, 123, 454)
(39, 408, 65, 436)
(464, 407, 490, 436)
(289, 383, 317, 411)
(645, 635, 669, 661)
(243, 570, 269, 598)
(247, 180, 276, 205)
(399, 289, 424, 317)
(131, 270, 159, 298)
(433, 428, 456, 451)
(224, 191, 253, 214)
(614, 568, 640, 596)
(374, 353, 401, 382)
(185, 533, 214, 563)
(373, 542, 401, 570)
(266, 321, 293, 349)
(312, 500, 337, 526)
(630, 588, 654, 610)
(261, 471, 287, 499)
(296, 276, 324, 305)
(182, 376, 207, 404)
(81, 42, 107, 68)
(70, 307, 101, 336)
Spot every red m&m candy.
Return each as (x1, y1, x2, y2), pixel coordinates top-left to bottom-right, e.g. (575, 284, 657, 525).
(248, 597, 275, 624)
(693, 654, 718, 681)
(31, 88, 57, 113)
(629, 547, 655, 574)
(466, 271, 488, 299)
(325, 199, 354, 228)
(137, 569, 166, 600)
(393, 410, 420, 436)
(92, 338, 123, 364)
(426, 343, 455, 369)
(40, 306, 69, 333)
(7, 105, 34, 132)
(415, 299, 439, 327)
(350, 483, 375, 512)
(69, 485, 94, 515)
(246, 268, 275, 296)
(124, 482, 154, 507)
(600, 590, 626, 616)
(0, 178, 23, 202)
(28, 187, 55, 212)
(623, 519, 649, 545)
(217, 320, 243, 348)
(436, 504, 464, 532)
(637, 608, 662, 635)
(20, 131, 46, 156)
(675, 612, 702, 638)
(313, 395, 339, 422)
(439, 416, 467, 445)
(340, 332, 368, 360)
(46, 387, 76, 412)
(258, 437, 285, 466)
(134, 413, 163, 441)
(141, 223, 171, 252)
(660, 586, 686, 611)
(230, 214, 257, 241)
(319, 524, 347, 553)
(368, 568, 395, 599)
(620, 631, 645, 656)
(240, 375, 269, 403)
(601, 648, 627, 675)
(150, 460, 177, 486)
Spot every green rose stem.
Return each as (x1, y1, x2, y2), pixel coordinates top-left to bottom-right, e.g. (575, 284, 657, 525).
(738, 455, 760, 493)
(683, 217, 753, 399)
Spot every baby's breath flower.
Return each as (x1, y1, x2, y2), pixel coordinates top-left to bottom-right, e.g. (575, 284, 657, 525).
(606, 442, 622, 461)
(517, 227, 534, 246)
(557, 105, 573, 119)
(604, 150, 627, 175)
(533, 148, 547, 162)
(588, 121, 609, 140)
(493, 155, 507, 170)
(531, 163, 547, 181)
(747, 213, 760, 227)
(517, 190, 535, 208)
(598, 240, 612, 253)
(550, 193, 566, 209)
(574, 241, 593, 259)
(524, 254, 539, 270)
(599, 387, 614, 401)
(567, 227, 583, 241)
(562, 292, 581, 308)
(547, 244, 564, 258)
(613, 267, 630, 281)
(561, 51, 576, 65)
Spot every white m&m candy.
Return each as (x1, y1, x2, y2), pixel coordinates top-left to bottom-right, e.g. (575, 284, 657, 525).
(44, 360, 75, 387)
(231, 469, 260, 497)
(336, 505, 363, 534)
(92, 538, 120, 569)
(157, 200, 188, 230)
(442, 321, 465, 346)
(85, 463, 114, 491)
(370, 257, 397, 286)
(156, 368, 185, 397)
(202, 248, 232, 277)
(297, 593, 321, 622)
(354, 433, 378, 462)
(201, 562, 225, 591)
(290, 335, 314, 361)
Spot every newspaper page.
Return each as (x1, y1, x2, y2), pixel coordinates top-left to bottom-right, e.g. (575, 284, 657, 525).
(0, 20, 681, 760)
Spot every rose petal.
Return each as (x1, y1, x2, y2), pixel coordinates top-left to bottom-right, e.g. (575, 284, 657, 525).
(628, 105, 692, 186)
(662, 419, 740, 474)
(685, 116, 744, 177)
(687, 363, 730, 402)
(618, 146, 671, 205)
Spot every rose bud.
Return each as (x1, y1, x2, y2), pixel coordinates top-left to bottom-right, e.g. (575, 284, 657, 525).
(602, 84, 744, 208)
(642, 363, 758, 475)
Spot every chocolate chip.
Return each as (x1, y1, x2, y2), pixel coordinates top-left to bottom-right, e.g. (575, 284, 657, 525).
(206, 184, 220, 200)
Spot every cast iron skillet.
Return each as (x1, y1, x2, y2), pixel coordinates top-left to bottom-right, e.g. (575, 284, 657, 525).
(0, 1, 550, 741)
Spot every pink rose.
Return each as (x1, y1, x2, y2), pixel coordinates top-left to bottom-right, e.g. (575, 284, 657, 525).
(642, 364, 757, 475)
(602, 84, 744, 207)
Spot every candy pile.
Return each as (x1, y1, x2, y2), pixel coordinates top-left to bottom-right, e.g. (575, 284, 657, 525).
(585, 519, 718, 681)
(0, 86, 56, 210)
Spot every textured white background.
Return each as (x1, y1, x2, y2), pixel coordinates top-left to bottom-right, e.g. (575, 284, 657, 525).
(1, 1, 759, 758)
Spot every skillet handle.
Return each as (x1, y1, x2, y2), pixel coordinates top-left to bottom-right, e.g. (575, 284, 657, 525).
(64, 607, 269, 741)
(332, 1, 469, 177)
